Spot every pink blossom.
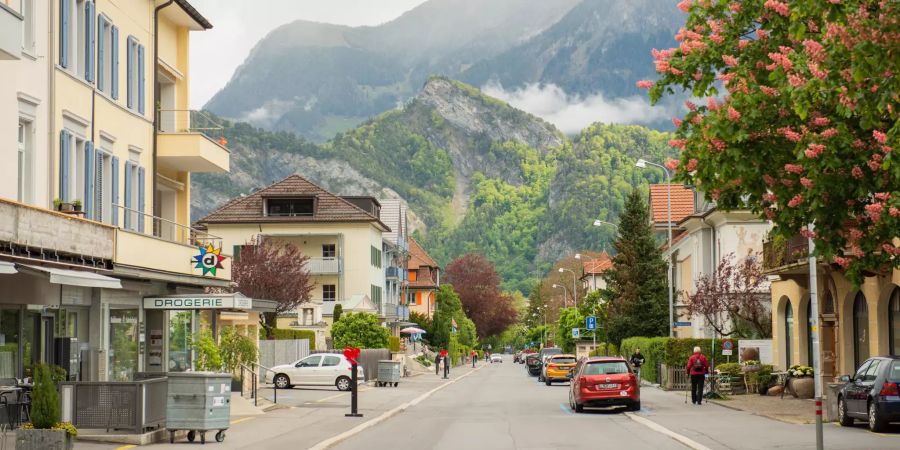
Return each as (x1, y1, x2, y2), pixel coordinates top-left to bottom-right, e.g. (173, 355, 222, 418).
(756, 29, 769, 39)
(853, 139, 865, 149)
(677, 0, 692, 12)
(882, 145, 893, 154)
(655, 60, 671, 73)
(764, 0, 790, 17)
(811, 117, 830, 127)
(707, 98, 719, 111)
(808, 62, 828, 80)
(636, 80, 654, 89)
(729, 2, 742, 13)
(762, 192, 777, 202)
(778, 126, 802, 142)
(828, 0, 841, 4)
(820, 128, 838, 138)
(727, 106, 741, 121)
(804, 143, 825, 158)
(800, 228, 817, 239)
(672, 117, 684, 127)
(874, 192, 890, 201)
(763, 175, 775, 186)
(849, 228, 864, 241)
(865, 203, 884, 221)
(722, 55, 738, 66)
(889, 207, 900, 218)
(691, 114, 703, 125)
(709, 33, 725, 44)
(873, 130, 887, 144)
(685, 159, 699, 171)
(882, 244, 900, 256)
(802, 39, 826, 62)
(668, 138, 688, 150)
(738, 39, 750, 49)
(665, 159, 679, 171)
(760, 86, 780, 97)
(788, 194, 803, 208)
(832, 255, 850, 269)
(693, 71, 703, 81)
(851, 166, 864, 179)
(868, 157, 882, 172)
(711, 139, 727, 152)
(685, 100, 697, 111)
(784, 163, 804, 174)
(788, 74, 807, 88)
(800, 177, 814, 188)
(765, 209, 776, 219)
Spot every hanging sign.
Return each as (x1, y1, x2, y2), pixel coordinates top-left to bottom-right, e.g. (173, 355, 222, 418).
(193, 244, 226, 276)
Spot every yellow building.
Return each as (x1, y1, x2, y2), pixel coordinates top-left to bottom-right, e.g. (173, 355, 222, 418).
(406, 237, 440, 318)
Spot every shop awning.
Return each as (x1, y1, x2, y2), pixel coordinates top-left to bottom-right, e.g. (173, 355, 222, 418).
(16, 264, 123, 289)
(0, 261, 16, 274)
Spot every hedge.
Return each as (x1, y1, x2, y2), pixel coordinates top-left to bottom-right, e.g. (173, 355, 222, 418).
(262, 328, 317, 350)
(388, 336, 401, 352)
(620, 337, 744, 383)
(588, 343, 620, 357)
(620, 337, 669, 383)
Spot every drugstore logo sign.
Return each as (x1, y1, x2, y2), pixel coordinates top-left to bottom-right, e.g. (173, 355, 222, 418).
(193, 244, 226, 276)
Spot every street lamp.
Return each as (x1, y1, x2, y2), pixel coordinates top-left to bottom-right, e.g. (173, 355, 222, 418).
(558, 267, 578, 308)
(635, 157, 674, 338)
(533, 304, 548, 347)
(592, 219, 619, 231)
(551, 283, 569, 307)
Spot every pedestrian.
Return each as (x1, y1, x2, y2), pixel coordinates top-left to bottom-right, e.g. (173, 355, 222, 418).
(470, 349, 477, 367)
(630, 347, 645, 381)
(435, 351, 441, 375)
(441, 349, 450, 379)
(685, 346, 709, 405)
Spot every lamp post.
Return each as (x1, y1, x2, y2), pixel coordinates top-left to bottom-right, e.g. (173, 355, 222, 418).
(590, 220, 620, 292)
(558, 268, 577, 308)
(533, 304, 548, 347)
(552, 284, 569, 307)
(635, 158, 674, 338)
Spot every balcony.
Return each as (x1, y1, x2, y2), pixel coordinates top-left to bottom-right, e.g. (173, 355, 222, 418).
(306, 257, 342, 274)
(0, 1, 23, 60)
(156, 110, 229, 173)
(385, 266, 401, 280)
(763, 235, 809, 271)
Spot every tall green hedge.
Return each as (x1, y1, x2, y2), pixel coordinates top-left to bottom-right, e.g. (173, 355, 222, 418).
(588, 343, 620, 357)
(619, 337, 669, 383)
(388, 336, 401, 352)
(620, 337, 743, 383)
(262, 328, 317, 350)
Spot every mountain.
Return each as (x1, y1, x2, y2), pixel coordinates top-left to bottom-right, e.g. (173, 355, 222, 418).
(204, 0, 682, 141)
(193, 78, 672, 293)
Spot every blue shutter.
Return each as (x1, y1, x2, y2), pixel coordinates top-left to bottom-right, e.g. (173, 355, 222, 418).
(59, 131, 70, 201)
(137, 44, 145, 114)
(137, 166, 145, 232)
(84, 142, 94, 219)
(95, 151, 104, 222)
(59, 0, 69, 68)
(97, 16, 105, 91)
(123, 161, 132, 229)
(111, 156, 119, 225)
(110, 25, 119, 99)
(126, 37, 133, 108)
(85, 1, 95, 82)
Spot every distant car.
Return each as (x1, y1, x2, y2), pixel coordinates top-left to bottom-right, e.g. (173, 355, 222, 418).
(568, 356, 640, 412)
(526, 353, 543, 376)
(491, 354, 503, 363)
(837, 356, 900, 431)
(536, 348, 563, 382)
(542, 354, 577, 386)
(266, 353, 365, 391)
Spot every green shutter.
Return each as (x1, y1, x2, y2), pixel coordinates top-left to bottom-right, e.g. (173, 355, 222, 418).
(233, 245, 241, 261)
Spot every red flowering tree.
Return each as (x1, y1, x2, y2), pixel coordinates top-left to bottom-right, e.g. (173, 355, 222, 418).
(642, 0, 899, 281)
(443, 253, 518, 338)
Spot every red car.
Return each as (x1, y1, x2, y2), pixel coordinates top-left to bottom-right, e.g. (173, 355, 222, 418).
(568, 356, 640, 412)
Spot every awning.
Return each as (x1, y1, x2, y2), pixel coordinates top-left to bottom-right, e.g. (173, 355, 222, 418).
(16, 264, 122, 289)
(0, 261, 16, 275)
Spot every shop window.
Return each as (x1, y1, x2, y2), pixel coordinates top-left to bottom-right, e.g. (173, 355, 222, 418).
(889, 288, 900, 355)
(0, 309, 20, 379)
(784, 300, 793, 367)
(108, 308, 138, 381)
(168, 311, 192, 372)
(853, 292, 869, 368)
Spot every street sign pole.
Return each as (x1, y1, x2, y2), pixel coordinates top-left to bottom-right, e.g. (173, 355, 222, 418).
(808, 224, 823, 450)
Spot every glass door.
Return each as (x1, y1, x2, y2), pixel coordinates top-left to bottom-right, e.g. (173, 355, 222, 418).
(0, 308, 20, 379)
(167, 310, 192, 372)
(108, 308, 139, 381)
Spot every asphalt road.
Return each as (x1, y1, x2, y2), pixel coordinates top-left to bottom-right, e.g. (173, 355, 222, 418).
(331, 356, 688, 450)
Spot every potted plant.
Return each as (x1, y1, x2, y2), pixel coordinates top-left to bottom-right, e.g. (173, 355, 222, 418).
(16, 364, 77, 450)
(71, 200, 82, 212)
(52, 199, 63, 211)
(741, 359, 761, 373)
(788, 364, 815, 399)
(55, 199, 75, 212)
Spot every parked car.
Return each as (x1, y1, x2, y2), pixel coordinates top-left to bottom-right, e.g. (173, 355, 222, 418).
(491, 353, 503, 363)
(542, 354, 577, 385)
(526, 353, 543, 376)
(568, 356, 640, 412)
(837, 356, 900, 432)
(266, 353, 365, 391)
(536, 348, 563, 382)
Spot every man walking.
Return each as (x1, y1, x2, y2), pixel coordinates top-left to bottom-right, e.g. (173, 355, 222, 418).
(630, 347, 645, 382)
(435, 351, 442, 376)
(471, 349, 477, 368)
(686, 346, 709, 405)
(441, 349, 450, 379)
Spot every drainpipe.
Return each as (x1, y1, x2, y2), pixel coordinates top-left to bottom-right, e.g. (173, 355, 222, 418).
(152, 0, 175, 218)
(48, 0, 56, 207)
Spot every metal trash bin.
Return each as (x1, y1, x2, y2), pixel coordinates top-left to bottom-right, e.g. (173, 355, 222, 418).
(376, 360, 401, 387)
(166, 372, 232, 444)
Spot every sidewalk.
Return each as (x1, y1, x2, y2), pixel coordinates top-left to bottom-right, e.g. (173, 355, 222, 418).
(74, 363, 485, 449)
(709, 392, 816, 424)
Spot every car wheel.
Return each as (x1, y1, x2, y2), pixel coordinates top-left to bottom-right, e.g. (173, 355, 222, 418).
(838, 396, 854, 426)
(545, 378, 551, 386)
(868, 400, 887, 432)
(629, 401, 641, 412)
(574, 400, 584, 413)
(273, 374, 290, 389)
(336, 376, 352, 392)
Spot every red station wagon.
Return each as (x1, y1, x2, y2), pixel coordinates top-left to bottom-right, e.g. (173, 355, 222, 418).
(568, 356, 640, 412)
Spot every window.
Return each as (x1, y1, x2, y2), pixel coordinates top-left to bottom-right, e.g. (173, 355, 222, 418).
(296, 355, 321, 368)
(853, 360, 871, 380)
(408, 270, 417, 282)
(58, 129, 87, 204)
(853, 292, 869, 368)
(371, 285, 382, 306)
(59, 0, 94, 81)
(323, 285, 336, 302)
(22, 0, 35, 53)
(93, 145, 113, 223)
(122, 159, 145, 231)
(889, 288, 900, 355)
(97, 15, 114, 94)
(371, 246, 382, 268)
(863, 359, 881, 382)
(322, 244, 336, 258)
(784, 300, 793, 368)
(266, 198, 314, 216)
(322, 356, 341, 367)
(585, 361, 629, 375)
(126, 36, 144, 113)
(17, 120, 33, 203)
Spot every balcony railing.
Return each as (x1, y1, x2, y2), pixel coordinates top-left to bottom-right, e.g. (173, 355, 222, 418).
(113, 204, 221, 248)
(306, 257, 341, 274)
(763, 235, 809, 270)
(157, 109, 224, 139)
(385, 266, 401, 279)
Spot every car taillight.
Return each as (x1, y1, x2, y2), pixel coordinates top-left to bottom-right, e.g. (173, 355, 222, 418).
(548, 364, 556, 369)
(880, 382, 899, 396)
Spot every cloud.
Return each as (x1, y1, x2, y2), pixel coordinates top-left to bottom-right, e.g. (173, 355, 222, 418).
(481, 82, 674, 134)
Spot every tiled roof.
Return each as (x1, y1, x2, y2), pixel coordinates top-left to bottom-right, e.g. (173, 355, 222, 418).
(197, 175, 389, 230)
(408, 278, 438, 289)
(582, 251, 613, 275)
(648, 184, 695, 225)
(661, 229, 689, 251)
(408, 238, 438, 269)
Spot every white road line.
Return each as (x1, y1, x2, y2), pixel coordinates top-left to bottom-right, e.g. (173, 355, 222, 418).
(307, 366, 483, 450)
(624, 412, 712, 450)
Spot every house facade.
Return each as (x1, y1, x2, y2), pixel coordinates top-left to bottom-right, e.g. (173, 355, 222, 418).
(407, 238, 439, 318)
(0, 0, 249, 382)
(580, 251, 612, 293)
(379, 199, 410, 334)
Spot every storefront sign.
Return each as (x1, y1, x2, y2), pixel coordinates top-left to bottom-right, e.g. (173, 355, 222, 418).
(143, 295, 252, 310)
(193, 244, 226, 276)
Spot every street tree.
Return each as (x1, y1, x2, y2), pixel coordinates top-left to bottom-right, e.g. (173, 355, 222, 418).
(556, 307, 585, 353)
(231, 240, 314, 337)
(444, 253, 518, 337)
(430, 285, 464, 349)
(686, 252, 772, 338)
(643, 0, 900, 282)
(331, 312, 390, 349)
(602, 190, 669, 345)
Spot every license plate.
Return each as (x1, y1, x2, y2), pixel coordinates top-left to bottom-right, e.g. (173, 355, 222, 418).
(598, 383, 618, 389)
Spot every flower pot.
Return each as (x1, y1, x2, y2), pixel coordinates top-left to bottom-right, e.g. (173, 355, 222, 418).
(73, 204, 82, 212)
(15, 428, 73, 450)
(792, 377, 815, 399)
(59, 203, 74, 212)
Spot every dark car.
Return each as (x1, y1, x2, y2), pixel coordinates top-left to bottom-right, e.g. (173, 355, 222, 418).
(526, 353, 543, 376)
(536, 347, 563, 382)
(837, 356, 900, 432)
(567, 356, 640, 412)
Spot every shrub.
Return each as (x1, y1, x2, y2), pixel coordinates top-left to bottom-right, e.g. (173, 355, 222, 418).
(619, 337, 669, 383)
(30, 364, 60, 429)
(220, 326, 258, 373)
(388, 336, 401, 352)
(588, 343, 620, 357)
(415, 355, 432, 367)
(331, 313, 389, 349)
(192, 328, 223, 371)
(716, 362, 742, 377)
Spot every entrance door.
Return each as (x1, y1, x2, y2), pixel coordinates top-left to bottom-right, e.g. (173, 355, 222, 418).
(108, 308, 139, 381)
(821, 318, 836, 379)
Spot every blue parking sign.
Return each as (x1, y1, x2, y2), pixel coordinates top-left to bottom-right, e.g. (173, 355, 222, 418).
(586, 316, 597, 330)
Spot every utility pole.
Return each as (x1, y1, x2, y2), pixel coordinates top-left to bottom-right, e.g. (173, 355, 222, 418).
(808, 223, 824, 450)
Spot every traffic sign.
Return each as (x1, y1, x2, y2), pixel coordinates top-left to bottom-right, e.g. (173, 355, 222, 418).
(585, 316, 597, 330)
(674, 321, 691, 327)
(572, 328, 580, 338)
(722, 339, 734, 350)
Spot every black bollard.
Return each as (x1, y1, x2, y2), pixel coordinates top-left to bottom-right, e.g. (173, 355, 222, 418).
(345, 363, 363, 417)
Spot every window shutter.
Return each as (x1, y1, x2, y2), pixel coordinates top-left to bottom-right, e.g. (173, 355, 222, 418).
(59, 0, 69, 68)
(137, 166, 145, 232)
(59, 130, 70, 201)
(123, 161, 131, 229)
(95, 151, 104, 222)
(83, 142, 94, 219)
(111, 155, 119, 225)
(97, 16, 105, 91)
(126, 37, 133, 108)
(110, 25, 119, 99)
(233, 245, 241, 262)
(85, 1, 95, 82)
(137, 44, 145, 114)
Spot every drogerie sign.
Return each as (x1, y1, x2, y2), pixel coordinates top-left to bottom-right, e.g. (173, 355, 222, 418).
(143, 295, 252, 310)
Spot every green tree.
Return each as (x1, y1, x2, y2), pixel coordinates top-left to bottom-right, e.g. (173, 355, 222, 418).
(192, 328, 223, 371)
(220, 327, 259, 374)
(331, 313, 390, 349)
(30, 364, 60, 429)
(603, 190, 668, 345)
(555, 307, 585, 353)
(430, 285, 464, 349)
(332, 304, 343, 323)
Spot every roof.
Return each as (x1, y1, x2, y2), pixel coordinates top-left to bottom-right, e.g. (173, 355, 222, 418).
(582, 252, 613, 275)
(648, 184, 695, 225)
(379, 199, 408, 247)
(408, 238, 438, 269)
(661, 229, 688, 251)
(197, 175, 390, 230)
(408, 278, 438, 289)
(173, 0, 212, 29)
(322, 294, 377, 316)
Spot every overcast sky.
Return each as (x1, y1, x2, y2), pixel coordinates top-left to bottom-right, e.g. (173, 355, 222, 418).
(189, 0, 427, 108)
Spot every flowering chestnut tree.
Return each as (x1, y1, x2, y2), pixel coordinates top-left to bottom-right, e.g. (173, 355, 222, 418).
(641, 0, 899, 282)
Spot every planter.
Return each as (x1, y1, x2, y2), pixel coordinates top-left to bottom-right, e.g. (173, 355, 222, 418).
(792, 377, 815, 399)
(15, 429, 73, 450)
(58, 202, 74, 212)
(741, 364, 761, 373)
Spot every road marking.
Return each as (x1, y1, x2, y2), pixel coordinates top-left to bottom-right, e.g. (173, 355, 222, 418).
(308, 366, 484, 450)
(114, 445, 136, 450)
(558, 403, 574, 416)
(625, 412, 712, 450)
(230, 417, 255, 426)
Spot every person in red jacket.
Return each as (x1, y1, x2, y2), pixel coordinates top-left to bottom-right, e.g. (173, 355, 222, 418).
(685, 346, 709, 405)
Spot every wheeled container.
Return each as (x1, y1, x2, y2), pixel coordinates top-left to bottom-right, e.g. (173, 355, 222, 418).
(375, 360, 401, 387)
(165, 372, 232, 444)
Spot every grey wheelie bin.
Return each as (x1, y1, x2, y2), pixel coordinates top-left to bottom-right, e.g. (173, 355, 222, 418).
(166, 372, 232, 444)
(376, 360, 401, 387)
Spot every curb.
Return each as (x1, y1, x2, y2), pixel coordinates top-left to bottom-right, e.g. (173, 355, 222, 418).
(307, 365, 484, 450)
(624, 412, 712, 450)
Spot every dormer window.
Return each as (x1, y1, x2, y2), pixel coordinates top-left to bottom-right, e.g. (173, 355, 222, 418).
(266, 197, 315, 216)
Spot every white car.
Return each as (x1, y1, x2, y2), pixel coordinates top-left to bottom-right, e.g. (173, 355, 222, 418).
(490, 354, 503, 363)
(266, 353, 365, 391)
